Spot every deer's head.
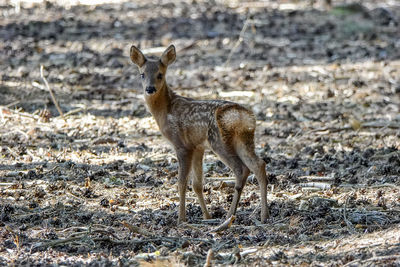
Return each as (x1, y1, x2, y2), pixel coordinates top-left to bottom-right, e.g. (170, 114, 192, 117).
(130, 45, 176, 96)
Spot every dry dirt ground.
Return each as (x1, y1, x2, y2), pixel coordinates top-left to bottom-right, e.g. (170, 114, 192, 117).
(1, 0, 400, 266)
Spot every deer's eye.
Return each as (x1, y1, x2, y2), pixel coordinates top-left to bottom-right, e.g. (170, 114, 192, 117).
(157, 73, 163, 80)
(140, 73, 145, 79)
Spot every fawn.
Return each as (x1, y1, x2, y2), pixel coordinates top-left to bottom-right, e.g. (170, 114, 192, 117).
(130, 44, 269, 223)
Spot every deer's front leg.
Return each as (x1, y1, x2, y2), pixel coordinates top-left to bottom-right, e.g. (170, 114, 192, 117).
(191, 147, 211, 219)
(176, 148, 193, 223)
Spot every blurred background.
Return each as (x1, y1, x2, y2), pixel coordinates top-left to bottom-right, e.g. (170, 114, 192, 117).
(1, 0, 399, 117)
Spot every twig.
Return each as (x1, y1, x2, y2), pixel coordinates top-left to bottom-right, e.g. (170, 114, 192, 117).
(7, 146, 19, 158)
(87, 235, 211, 247)
(40, 65, 64, 119)
(369, 183, 400, 189)
(203, 249, 214, 267)
(212, 240, 232, 252)
(224, 18, 250, 66)
(32, 235, 161, 252)
(231, 247, 241, 264)
(177, 40, 200, 53)
(201, 219, 222, 225)
(64, 106, 88, 117)
(363, 121, 400, 129)
(298, 175, 335, 181)
(207, 176, 236, 182)
(1, 107, 39, 120)
(121, 221, 155, 237)
(210, 215, 235, 233)
(31, 235, 85, 251)
(139, 153, 170, 164)
(339, 183, 399, 189)
(91, 229, 120, 240)
(249, 202, 261, 220)
(218, 181, 236, 189)
(343, 255, 400, 267)
(310, 120, 400, 134)
(310, 126, 351, 133)
(299, 182, 332, 190)
(43, 165, 60, 175)
(58, 226, 88, 233)
(224, 19, 279, 67)
(240, 248, 258, 258)
(5, 101, 20, 108)
(0, 183, 15, 186)
(343, 195, 356, 234)
(167, 236, 214, 244)
(141, 47, 167, 54)
(370, 151, 400, 161)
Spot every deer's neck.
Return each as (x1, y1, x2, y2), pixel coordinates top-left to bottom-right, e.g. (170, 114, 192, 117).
(145, 83, 175, 128)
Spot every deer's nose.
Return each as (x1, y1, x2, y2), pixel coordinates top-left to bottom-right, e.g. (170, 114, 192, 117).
(145, 86, 156, 94)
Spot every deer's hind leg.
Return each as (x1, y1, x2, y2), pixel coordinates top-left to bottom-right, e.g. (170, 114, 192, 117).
(214, 105, 269, 223)
(234, 133, 269, 223)
(191, 146, 211, 219)
(209, 141, 250, 220)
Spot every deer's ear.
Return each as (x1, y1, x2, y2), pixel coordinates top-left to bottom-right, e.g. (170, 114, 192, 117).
(130, 45, 146, 67)
(160, 45, 176, 66)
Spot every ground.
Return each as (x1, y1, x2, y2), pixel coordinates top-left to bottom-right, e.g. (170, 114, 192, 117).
(1, 0, 400, 266)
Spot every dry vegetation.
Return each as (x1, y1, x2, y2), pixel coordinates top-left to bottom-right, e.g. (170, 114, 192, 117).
(1, 0, 400, 266)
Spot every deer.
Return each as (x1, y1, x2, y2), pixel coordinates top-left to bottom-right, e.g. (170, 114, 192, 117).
(130, 44, 269, 224)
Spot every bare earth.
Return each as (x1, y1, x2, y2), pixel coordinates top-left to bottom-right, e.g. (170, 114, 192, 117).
(0, 0, 400, 266)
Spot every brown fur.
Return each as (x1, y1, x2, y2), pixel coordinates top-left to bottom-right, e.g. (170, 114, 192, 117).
(130, 45, 269, 223)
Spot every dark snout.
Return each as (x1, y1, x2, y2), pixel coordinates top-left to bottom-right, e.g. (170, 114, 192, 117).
(145, 86, 156, 94)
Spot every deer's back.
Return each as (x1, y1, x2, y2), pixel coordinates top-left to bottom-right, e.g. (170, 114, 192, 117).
(166, 96, 255, 149)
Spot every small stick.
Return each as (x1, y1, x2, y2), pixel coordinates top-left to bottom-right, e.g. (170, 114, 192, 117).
(40, 65, 64, 119)
(240, 248, 258, 257)
(249, 202, 261, 220)
(301, 187, 324, 192)
(207, 177, 236, 182)
(224, 18, 250, 66)
(7, 147, 19, 158)
(343, 195, 356, 234)
(141, 47, 167, 54)
(201, 219, 222, 225)
(224, 19, 273, 67)
(343, 255, 400, 267)
(363, 121, 400, 129)
(298, 175, 335, 181)
(177, 40, 199, 53)
(299, 182, 331, 189)
(121, 221, 155, 237)
(2, 108, 39, 120)
(5, 101, 20, 108)
(0, 183, 15, 186)
(339, 183, 399, 189)
(203, 249, 214, 267)
(232, 247, 241, 264)
(58, 226, 88, 233)
(31, 235, 84, 251)
(310, 121, 400, 133)
(309, 126, 351, 133)
(210, 215, 235, 233)
(64, 107, 85, 117)
(371, 151, 400, 161)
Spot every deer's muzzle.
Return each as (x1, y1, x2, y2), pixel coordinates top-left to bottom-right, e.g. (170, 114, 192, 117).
(145, 86, 156, 94)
